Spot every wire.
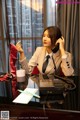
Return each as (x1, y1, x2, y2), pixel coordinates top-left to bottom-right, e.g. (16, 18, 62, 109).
(54, 74, 76, 90)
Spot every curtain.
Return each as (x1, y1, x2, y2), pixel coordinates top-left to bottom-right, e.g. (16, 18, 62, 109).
(57, 0, 80, 76)
(0, 0, 6, 72)
(57, 0, 80, 110)
(1, 0, 44, 72)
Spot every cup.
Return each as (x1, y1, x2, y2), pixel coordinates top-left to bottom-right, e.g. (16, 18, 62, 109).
(16, 69, 25, 82)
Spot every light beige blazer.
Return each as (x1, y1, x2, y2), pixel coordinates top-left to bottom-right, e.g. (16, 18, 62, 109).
(20, 47, 74, 77)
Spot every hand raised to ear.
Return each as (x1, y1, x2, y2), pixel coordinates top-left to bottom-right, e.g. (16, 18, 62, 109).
(56, 36, 66, 56)
(16, 42, 25, 60)
(56, 36, 65, 50)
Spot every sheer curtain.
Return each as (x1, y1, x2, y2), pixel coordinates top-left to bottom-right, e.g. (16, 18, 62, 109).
(0, 0, 56, 73)
(1, 0, 44, 72)
(0, 0, 6, 72)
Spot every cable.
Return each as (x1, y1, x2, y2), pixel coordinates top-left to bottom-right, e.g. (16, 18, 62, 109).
(54, 74, 76, 91)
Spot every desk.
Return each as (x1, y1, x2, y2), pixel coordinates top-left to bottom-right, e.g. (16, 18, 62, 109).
(27, 76, 80, 111)
(0, 76, 80, 120)
(0, 97, 80, 120)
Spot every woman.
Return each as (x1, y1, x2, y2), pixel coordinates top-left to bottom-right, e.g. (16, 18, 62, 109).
(16, 26, 74, 86)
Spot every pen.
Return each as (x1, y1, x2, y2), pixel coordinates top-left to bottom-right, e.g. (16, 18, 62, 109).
(16, 41, 21, 45)
(18, 89, 40, 99)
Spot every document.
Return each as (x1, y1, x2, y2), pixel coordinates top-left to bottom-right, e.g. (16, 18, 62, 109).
(13, 88, 39, 104)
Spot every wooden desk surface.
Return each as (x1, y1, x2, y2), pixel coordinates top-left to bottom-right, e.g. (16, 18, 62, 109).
(0, 76, 80, 120)
(0, 97, 80, 120)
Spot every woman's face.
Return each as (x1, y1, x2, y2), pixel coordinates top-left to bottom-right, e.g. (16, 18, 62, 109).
(42, 30, 52, 48)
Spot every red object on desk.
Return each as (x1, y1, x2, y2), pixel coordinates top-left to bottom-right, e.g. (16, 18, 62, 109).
(32, 66, 39, 75)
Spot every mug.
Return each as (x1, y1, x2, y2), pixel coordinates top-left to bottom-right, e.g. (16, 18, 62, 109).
(16, 69, 25, 82)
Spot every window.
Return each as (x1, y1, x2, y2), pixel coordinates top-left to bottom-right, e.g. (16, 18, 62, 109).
(0, 0, 56, 72)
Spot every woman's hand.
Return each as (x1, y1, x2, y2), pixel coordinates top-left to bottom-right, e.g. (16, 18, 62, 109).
(16, 41, 25, 60)
(56, 37, 66, 56)
(16, 41, 24, 53)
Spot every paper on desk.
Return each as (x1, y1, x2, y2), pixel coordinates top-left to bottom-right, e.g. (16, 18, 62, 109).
(13, 88, 38, 104)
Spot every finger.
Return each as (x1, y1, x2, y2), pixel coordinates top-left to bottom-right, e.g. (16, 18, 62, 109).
(16, 41, 22, 48)
(16, 45, 21, 51)
(56, 38, 62, 44)
(61, 36, 64, 42)
(16, 41, 21, 45)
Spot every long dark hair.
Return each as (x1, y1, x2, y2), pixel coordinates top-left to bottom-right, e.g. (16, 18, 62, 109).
(42, 26, 62, 46)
